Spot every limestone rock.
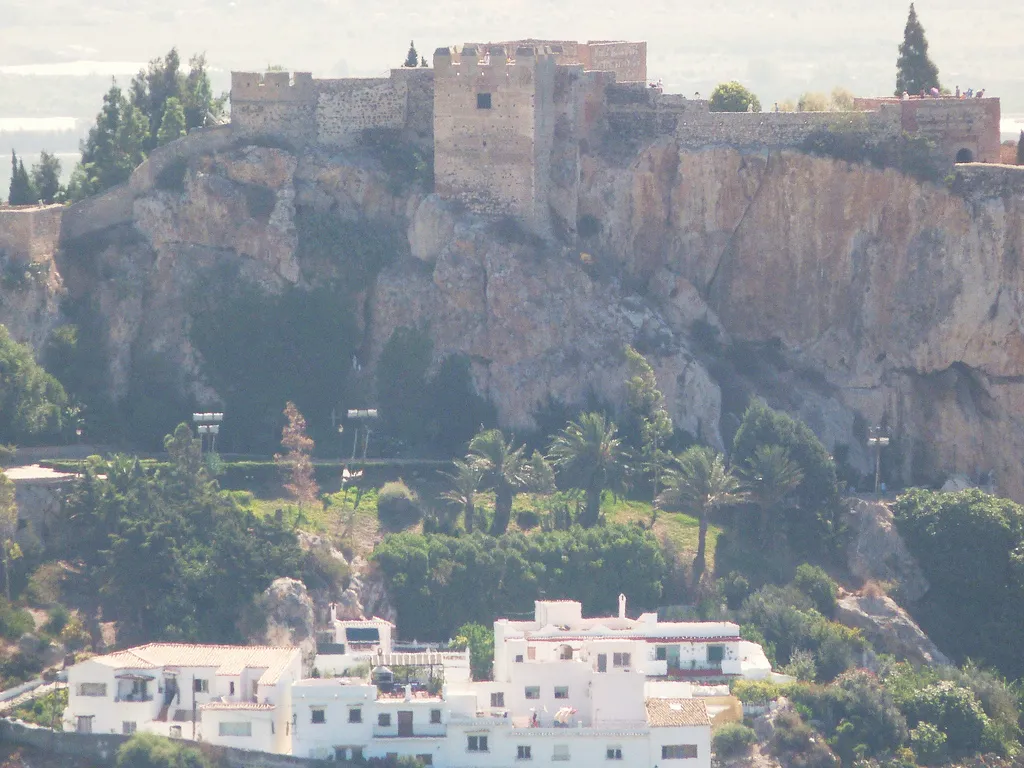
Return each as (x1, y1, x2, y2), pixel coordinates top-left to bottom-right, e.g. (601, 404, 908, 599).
(835, 593, 951, 667)
(845, 499, 930, 602)
(409, 194, 456, 263)
(253, 577, 317, 673)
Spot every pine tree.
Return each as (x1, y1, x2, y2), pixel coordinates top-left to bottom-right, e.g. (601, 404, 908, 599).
(420, 56, 428, 68)
(156, 97, 187, 145)
(895, 3, 941, 96)
(404, 41, 419, 68)
(275, 402, 319, 509)
(30, 151, 62, 203)
(1017, 131, 1024, 166)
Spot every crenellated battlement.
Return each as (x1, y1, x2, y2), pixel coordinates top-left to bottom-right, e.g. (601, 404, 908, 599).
(230, 71, 315, 102)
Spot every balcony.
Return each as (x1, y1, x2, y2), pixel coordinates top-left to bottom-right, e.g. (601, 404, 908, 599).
(372, 725, 446, 739)
(114, 694, 154, 703)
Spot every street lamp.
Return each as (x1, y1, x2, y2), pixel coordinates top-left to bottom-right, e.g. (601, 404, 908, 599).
(192, 412, 224, 453)
(867, 428, 890, 495)
(346, 409, 379, 460)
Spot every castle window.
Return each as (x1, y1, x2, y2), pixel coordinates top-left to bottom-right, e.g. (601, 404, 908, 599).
(477, 93, 492, 109)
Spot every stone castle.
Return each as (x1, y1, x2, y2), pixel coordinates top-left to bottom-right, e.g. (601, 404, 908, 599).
(229, 39, 1003, 232)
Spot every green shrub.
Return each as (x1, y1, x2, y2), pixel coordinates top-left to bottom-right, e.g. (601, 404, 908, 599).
(515, 509, 541, 530)
(42, 604, 69, 636)
(910, 722, 948, 765)
(769, 710, 839, 768)
(0, 600, 35, 641)
(731, 678, 784, 704)
(0, 444, 16, 466)
(25, 563, 62, 605)
(116, 732, 212, 768)
(793, 564, 838, 617)
(714, 722, 757, 756)
(720, 571, 751, 610)
(11, 687, 66, 729)
(903, 681, 989, 757)
(377, 480, 422, 529)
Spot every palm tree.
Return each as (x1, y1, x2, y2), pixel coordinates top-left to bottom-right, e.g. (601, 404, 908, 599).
(468, 428, 530, 535)
(658, 446, 746, 588)
(739, 444, 804, 541)
(441, 458, 485, 532)
(547, 412, 631, 528)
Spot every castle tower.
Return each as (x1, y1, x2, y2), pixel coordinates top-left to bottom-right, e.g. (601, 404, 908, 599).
(432, 44, 558, 230)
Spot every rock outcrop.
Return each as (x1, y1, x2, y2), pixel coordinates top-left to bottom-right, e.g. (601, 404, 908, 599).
(6, 126, 1024, 500)
(844, 499, 930, 601)
(836, 592, 951, 667)
(252, 577, 317, 673)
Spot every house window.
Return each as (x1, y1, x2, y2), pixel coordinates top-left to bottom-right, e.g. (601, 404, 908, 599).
(75, 716, 93, 734)
(77, 683, 107, 697)
(515, 655, 524, 663)
(229, 682, 235, 696)
(708, 644, 725, 664)
(490, 692, 505, 707)
(656, 646, 668, 661)
(378, 713, 391, 727)
(312, 709, 326, 724)
(477, 93, 492, 109)
(430, 709, 442, 724)
(468, 735, 489, 752)
(553, 744, 570, 761)
(349, 708, 362, 723)
(417, 755, 433, 766)
(218, 722, 252, 737)
(663, 744, 699, 759)
(517, 745, 532, 760)
(607, 746, 623, 760)
(122, 721, 137, 735)
(525, 686, 540, 700)
(613, 652, 631, 668)
(554, 686, 569, 699)
(193, 679, 209, 693)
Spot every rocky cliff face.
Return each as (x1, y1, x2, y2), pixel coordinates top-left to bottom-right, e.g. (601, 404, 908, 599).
(12, 131, 1024, 497)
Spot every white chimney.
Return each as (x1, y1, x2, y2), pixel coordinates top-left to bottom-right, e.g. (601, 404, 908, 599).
(618, 593, 627, 619)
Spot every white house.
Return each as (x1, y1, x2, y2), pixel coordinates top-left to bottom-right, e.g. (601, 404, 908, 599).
(493, 597, 773, 683)
(62, 643, 302, 754)
(290, 669, 712, 767)
(315, 609, 469, 683)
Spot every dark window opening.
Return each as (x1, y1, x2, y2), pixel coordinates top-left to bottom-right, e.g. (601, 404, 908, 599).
(955, 148, 974, 163)
(477, 93, 492, 109)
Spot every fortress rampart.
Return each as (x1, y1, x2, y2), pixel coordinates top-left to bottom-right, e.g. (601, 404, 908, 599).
(230, 68, 434, 148)
(0, 204, 63, 264)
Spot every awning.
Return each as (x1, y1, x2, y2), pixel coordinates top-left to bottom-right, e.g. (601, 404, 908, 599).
(115, 674, 155, 681)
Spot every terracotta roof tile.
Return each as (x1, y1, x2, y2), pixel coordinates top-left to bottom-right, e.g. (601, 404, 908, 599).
(645, 698, 711, 727)
(88, 644, 299, 685)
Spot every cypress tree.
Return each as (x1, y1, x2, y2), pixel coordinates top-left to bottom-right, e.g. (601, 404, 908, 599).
(7, 151, 36, 206)
(404, 41, 418, 68)
(1017, 131, 1024, 166)
(895, 3, 941, 96)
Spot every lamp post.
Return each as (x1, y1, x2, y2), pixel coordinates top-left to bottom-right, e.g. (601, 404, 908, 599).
(192, 412, 224, 453)
(867, 428, 890, 495)
(346, 409, 379, 460)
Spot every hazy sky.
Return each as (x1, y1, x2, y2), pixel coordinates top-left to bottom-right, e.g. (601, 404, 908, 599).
(1, 0, 1022, 117)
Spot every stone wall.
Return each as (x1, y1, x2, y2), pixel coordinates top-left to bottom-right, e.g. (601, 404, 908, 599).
(579, 41, 647, 83)
(853, 97, 1002, 164)
(433, 45, 553, 225)
(952, 162, 1024, 200)
(0, 719, 357, 768)
(230, 71, 316, 145)
(316, 78, 407, 145)
(674, 108, 903, 150)
(0, 205, 63, 264)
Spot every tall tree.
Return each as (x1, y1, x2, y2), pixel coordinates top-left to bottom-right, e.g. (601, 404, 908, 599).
(739, 444, 804, 540)
(441, 458, 484, 532)
(275, 402, 319, 509)
(1017, 131, 1024, 166)
(658, 446, 745, 587)
(156, 96, 187, 146)
(68, 84, 148, 200)
(0, 324, 68, 444)
(404, 41, 419, 68)
(8, 151, 35, 205)
(895, 3, 940, 95)
(0, 472, 19, 601)
(623, 346, 673, 505)
(468, 428, 530, 535)
(30, 151, 62, 204)
(548, 412, 631, 528)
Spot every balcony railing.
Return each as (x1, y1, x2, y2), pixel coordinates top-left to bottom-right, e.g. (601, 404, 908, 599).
(372, 725, 446, 738)
(115, 695, 154, 703)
